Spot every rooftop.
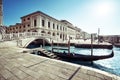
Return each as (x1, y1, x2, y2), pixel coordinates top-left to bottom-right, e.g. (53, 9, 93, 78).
(21, 11, 60, 22)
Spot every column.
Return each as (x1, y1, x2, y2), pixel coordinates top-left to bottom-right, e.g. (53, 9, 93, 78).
(30, 17, 33, 28)
(39, 16, 42, 27)
(37, 15, 40, 28)
(45, 18, 48, 29)
(50, 21, 53, 30)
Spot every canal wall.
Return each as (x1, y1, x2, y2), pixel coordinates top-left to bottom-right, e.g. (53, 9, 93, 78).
(50, 42, 113, 49)
(0, 46, 120, 80)
(114, 43, 120, 47)
(74, 43, 113, 49)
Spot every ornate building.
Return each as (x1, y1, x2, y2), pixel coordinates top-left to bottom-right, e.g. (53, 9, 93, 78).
(6, 11, 82, 41)
(99, 35, 120, 44)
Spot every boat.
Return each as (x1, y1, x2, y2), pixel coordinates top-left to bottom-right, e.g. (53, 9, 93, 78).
(51, 50, 114, 61)
(50, 35, 114, 61)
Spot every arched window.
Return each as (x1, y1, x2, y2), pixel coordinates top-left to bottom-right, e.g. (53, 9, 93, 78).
(60, 34, 62, 39)
(34, 19, 37, 27)
(48, 22, 50, 28)
(63, 34, 64, 40)
(57, 25, 59, 30)
(48, 31, 51, 34)
(53, 32, 55, 36)
(53, 23, 55, 29)
(42, 20, 45, 27)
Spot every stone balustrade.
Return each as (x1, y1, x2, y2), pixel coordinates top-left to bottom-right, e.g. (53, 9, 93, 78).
(2, 32, 52, 41)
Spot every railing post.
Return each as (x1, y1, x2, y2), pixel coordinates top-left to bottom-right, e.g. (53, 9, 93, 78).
(24, 32, 26, 38)
(9, 33, 11, 40)
(17, 32, 19, 39)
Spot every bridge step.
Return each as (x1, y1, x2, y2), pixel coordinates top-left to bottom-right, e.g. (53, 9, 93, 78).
(27, 48, 60, 59)
(41, 51, 59, 59)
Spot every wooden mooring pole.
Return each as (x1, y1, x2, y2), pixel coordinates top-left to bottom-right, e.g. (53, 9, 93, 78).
(98, 28, 100, 44)
(43, 38, 46, 49)
(51, 40, 53, 53)
(91, 34, 93, 65)
(68, 36, 70, 54)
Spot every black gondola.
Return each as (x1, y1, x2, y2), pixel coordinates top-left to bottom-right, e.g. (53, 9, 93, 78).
(51, 50, 114, 61)
(50, 35, 114, 61)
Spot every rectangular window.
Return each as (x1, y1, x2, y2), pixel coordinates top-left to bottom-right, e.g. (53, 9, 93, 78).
(65, 28, 67, 31)
(19, 26, 21, 29)
(42, 20, 45, 27)
(23, 25, 25, 28)
(28, 24, 30, 27)
(27, 17, 30, 20)
(48, 22, 50, 28)
(57, 25, 59, 30)
(23, 19, 25, 21)
(34, 19, 37, 27)
(60, 26, 62, 30)
(53, 23, 55, 29)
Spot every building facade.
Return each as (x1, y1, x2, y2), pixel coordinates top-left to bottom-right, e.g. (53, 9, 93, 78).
(0, 0, 3, 26)
(99, 35, 120, 44)
(6, 11, 82, 41)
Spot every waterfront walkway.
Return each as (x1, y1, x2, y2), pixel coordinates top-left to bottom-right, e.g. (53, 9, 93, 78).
(0, 47, 120, 80)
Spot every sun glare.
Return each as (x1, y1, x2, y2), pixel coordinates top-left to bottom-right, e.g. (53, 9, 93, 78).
(94, 2, 115, 17)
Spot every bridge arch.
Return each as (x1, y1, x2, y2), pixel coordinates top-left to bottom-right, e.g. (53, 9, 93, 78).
(25, 37, 51, 48)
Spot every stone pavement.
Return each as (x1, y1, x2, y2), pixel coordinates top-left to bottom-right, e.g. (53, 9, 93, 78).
(0, 47, 120, 80)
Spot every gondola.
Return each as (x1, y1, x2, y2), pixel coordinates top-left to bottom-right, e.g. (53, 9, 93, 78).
(50, 35, 114, 61)
(51, 50, 114, 61)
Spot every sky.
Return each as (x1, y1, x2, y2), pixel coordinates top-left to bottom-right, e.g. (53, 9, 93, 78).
(2, 0, 120, 35)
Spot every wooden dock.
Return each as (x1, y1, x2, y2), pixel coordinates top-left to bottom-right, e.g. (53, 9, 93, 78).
(0, 47, 119, 80)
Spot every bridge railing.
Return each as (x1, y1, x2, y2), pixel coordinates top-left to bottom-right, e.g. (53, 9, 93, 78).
(2, 32, 52, 41)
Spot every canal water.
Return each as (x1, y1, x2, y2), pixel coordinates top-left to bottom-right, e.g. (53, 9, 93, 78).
(28, 45, 120, 76)
(43, 46, 120, 76)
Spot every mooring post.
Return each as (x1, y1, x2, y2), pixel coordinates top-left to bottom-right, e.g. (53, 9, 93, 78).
(43, 38, 45, 48)
(68, 36, 70, 54)
(51, 40, 53, 53)
(98, 28, 100, 44)
(91, 34, 93, 65)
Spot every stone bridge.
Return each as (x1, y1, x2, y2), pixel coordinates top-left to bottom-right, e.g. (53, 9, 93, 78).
(1, 32, 62, 48)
